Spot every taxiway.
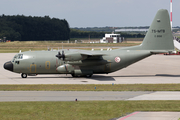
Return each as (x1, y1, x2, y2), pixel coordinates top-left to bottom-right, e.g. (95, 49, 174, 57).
(0, 91, 180, 101)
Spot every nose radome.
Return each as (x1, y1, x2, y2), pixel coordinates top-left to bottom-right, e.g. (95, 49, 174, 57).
(4, 61, 13, 72)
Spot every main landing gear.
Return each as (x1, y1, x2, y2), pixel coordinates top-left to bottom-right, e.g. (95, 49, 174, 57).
(71, 73, 92, 78)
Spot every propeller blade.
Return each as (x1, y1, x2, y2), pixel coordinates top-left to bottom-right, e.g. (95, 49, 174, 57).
(56, 51, 65, 60)
(62, 50, 65, 60)
(58, 51, 61, 56)
(56, 51, 61, 59)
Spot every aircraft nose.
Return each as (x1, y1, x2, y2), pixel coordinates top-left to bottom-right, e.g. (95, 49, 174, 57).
(4, 61, 13, 72)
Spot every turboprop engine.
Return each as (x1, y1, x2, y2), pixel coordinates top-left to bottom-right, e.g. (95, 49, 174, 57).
(56, 64, 93, 77)
(56, 64, 74, 74)
(56, 51, 87, 61)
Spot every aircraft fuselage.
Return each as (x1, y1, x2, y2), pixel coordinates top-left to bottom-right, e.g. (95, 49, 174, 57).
(4, 49, 152, 77)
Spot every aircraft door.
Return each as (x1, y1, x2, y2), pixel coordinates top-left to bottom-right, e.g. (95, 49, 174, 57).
(104, 63, 111, 73)
(30, 64, 36, 73)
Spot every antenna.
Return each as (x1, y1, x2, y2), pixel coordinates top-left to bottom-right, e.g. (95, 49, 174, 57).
(170, 0, 172, 30)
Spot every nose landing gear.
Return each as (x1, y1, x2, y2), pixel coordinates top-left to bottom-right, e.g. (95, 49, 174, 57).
(21, 73, 27, 78)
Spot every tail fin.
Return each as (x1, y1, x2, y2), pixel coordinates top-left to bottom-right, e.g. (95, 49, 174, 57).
(140, 9, 174, 51)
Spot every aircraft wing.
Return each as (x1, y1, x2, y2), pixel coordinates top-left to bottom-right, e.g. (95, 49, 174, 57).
(80, 51, 106, 56)
(66, 51, 108, 66)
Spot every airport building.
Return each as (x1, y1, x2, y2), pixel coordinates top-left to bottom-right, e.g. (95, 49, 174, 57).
(100, 33, 123, 43)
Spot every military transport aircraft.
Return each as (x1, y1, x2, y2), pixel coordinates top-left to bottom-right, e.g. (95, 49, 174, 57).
(4, 9, 174, 78)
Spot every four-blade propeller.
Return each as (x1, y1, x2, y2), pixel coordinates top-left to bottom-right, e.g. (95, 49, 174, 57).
(56, 51, 65, 60)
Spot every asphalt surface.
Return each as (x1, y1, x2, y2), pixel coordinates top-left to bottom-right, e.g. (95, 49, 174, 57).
(0, 91, 151, 101)
(0, 91, 180, 101)
(1, 53, 180, 84)
(116, 112, 180, 120)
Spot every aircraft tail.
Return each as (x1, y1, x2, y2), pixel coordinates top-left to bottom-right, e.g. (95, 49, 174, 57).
(128, 9, 174, 52)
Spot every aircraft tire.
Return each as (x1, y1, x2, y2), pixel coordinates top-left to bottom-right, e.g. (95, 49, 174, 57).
(21, 73, 27, 78)
(86, 74, 92, 78)
(71, 74, 92, 78)
(71, 73, 75, 77)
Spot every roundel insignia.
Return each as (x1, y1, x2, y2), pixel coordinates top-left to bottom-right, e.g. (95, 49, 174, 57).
(115, 57, 121, 63)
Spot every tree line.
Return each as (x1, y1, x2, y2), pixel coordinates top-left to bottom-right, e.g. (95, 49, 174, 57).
(0, 15, 70, 41)
(70, 29, 105, 38)
(73, 26, 149, 32)
(70, 29, 145, 38)
(0, 14, 145, 41)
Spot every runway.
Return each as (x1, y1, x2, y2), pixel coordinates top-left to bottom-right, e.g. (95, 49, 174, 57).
(116, 112, 180, 120)
(1, 53, 180, 84)
(1, 91, 180, 101)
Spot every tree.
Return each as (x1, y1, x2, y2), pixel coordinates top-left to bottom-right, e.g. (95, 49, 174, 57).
(0, 15, 70, 41)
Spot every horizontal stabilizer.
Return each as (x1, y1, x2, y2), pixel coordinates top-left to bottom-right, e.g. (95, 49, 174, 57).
(150, 50, 170, 54)
(173, 40, 180, 50)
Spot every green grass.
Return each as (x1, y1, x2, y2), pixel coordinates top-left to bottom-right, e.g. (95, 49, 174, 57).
(1, 84, 180, 91)
(0, 101, 180, 120)
(0, 41, 140, 53)
(0, 84, 180, 120)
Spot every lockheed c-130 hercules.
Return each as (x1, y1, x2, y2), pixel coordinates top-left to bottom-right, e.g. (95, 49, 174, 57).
(4, 9, 174, 78)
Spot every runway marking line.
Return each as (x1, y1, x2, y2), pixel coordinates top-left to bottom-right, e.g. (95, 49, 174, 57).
(117, 112, 139, 120)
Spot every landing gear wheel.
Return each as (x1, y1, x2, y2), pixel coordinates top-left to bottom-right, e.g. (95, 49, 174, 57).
(86, 74, 92, 78)
(21, 73, 27, 78)
(71, 73, 75, 77)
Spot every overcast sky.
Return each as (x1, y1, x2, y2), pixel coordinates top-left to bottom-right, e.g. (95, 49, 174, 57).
(1, 0, 180, 27)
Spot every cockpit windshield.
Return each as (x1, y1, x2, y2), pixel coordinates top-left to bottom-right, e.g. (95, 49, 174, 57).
(17, 54, 23, 59)
(12, 54, 23, 62)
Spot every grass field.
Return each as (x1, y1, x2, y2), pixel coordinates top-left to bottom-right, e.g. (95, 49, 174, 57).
(1, 84, 180, 91)
(0, 40, 141, 53)
(0, 101, 180, 120)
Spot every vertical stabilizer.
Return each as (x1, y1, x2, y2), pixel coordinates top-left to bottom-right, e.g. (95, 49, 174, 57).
(140, 9, 174, 51)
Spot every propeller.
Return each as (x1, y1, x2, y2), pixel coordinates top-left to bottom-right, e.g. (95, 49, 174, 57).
(56, 51, 65, 60)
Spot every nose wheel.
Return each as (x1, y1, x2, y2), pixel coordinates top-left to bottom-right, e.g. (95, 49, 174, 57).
(86, 74, 92, 78)
(21, 73, 27, 78)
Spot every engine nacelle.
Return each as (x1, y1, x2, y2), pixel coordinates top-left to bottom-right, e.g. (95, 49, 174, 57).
(56, 64, 93, 76)
(73, 69, 93, 76)
(64, 53, 87, 61)
(56, 64, 74, 73)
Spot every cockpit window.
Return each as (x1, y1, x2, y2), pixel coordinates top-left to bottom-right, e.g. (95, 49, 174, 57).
(18, 54, 23, 59)
(12, 54, 23, 62)
(15, 61, 20, 64)
(12, 56, 17, 62)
